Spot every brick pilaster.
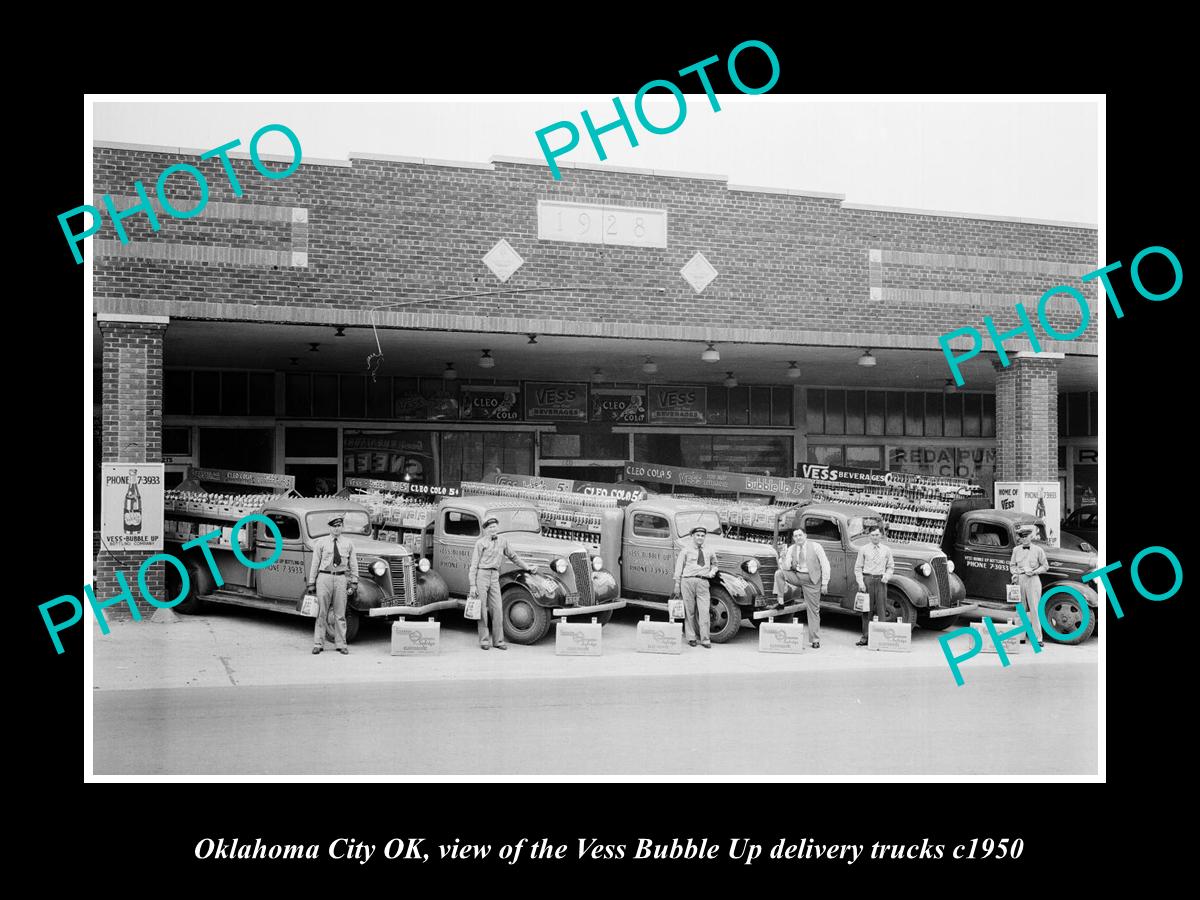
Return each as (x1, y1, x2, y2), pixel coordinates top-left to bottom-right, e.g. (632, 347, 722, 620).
(96, 315, 167, 620)
(993, 354, 1060, 482)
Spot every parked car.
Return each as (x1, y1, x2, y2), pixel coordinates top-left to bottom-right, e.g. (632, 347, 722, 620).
(1062, 504, 1098, 549)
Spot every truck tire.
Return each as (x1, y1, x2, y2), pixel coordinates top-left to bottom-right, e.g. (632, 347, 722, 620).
(592, 608, 615, 626)
(1042, 588, 1096, 644)
(168, 562, 206, 615)
(502, 585, 551, 644)
(324, 607, 361, 644)
(918, 612, 961, 631)
(708, 585, 742, 643)
(884, 587, 918, 626)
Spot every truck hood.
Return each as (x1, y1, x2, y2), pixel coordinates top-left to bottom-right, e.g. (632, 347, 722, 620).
(679, 536, 777, 560)
(1043, 543, 1098, 570)
(353, 537, 414, 558)
(503, 533, 592, 559)
(866, 539, 948, 562)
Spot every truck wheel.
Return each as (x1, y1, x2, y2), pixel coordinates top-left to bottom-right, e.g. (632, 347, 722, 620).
(883, 587, 918, 626)
(918, 613, 961, 631)
(325, 608, 361, 644)
(502, 585, 551, 644)
(1043, 591, 1096, 644)
(168, 562, 206, 615)
(708, 586, 742, 643)
(592, 609, 614, 626)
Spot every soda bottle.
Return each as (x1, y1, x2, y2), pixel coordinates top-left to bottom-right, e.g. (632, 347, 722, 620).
(123, 469, 143, 533)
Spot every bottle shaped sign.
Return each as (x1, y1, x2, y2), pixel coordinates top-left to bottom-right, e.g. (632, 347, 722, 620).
(123, 469, 142, 533)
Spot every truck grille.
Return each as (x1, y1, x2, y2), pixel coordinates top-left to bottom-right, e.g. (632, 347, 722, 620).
(359, 556, 413, 608)
(570, 552, 595, 605)
(757, 559, 778, 597)
(932, 557, 951, 607)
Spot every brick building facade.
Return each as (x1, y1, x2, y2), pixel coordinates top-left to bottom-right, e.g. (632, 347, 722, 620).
(90, 141, 1098, 617)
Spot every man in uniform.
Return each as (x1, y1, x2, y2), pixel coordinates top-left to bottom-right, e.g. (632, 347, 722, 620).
(774, 527, 830, 649)
(306, 514, 359, 655)
(468, 516, 539, 650)
(673, 525, 718, 648)
(854, 523, 895, 646)
(1010, 523, 1050, 647)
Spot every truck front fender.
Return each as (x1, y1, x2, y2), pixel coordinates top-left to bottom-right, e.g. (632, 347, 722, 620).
(350, 581, 386, 613)
(887, 573, 932, 609)
(413, 570, 450, 607)
(949, 572, 967, 605)
(1045, 579, 1098, 609)
(505, 571, 564, 608)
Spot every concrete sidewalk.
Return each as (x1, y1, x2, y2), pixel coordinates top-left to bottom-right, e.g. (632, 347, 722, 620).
(92, 604, 1098, 692)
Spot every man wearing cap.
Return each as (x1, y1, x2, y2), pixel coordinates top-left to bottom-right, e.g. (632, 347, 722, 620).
(673, 526, 718, 648)
(1010, 523, 1050, 646)
(774, 526, 831, 648)
(468, 516, 539, 650)
(306, 514, 359, 655)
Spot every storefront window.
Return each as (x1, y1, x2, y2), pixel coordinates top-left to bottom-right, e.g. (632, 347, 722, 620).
(982, 394, 996, 438)
(944, 393, 963, 437)
(888, 445, 996, 494)
(199, 427, 274, 472)
(925, 393, 943, 437)
(440, 431, 534, 485)
(807, 389, 825, 434)
(285, 374, 311, 417)
(636, 433, 792, 477)
(728, 387, 750, 425)
(343, 430, 436, 484)
(885, 392, 904, 435)
(286, 427, 337, 458)
(165, 370, 191, 415)
(750, 387, 772, 426)
(807, 445, 844, 466)
(366, 376, 392, 418)
(866, 391, 886, 435)
(963, 393, 982, 437)
(845, 445, 884, 470)
(194, 372, 220, 415)
(313, 374, 338, 418)
(706, 387, 728, 425)
(772, 388, 793, 427)
(285, 463, 339, 496)
(825, 390, 845, 435)
(905, 393, 924, 436)
(845, 390, 865, 435)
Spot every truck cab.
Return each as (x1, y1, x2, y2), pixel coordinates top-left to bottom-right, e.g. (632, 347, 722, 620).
(168, 498, 429, 643)
(944, 503, 1099, 643)
(787, 503, 975, 629)
(620, 498, 797, 642)
(420, 497, 623, 644)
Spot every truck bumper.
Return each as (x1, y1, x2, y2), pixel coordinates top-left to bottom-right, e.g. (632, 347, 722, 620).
(552, 599, 627, 618)
(927, 602, 979, 618)
(752, 602, 805, 620)
(368, 599, 464, 618)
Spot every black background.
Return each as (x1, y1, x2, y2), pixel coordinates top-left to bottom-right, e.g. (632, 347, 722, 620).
(24, 25, 1186, 888)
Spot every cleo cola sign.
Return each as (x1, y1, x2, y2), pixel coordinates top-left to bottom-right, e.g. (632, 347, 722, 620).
(591, 388, 647, 423)
(459, 385, 521, 421)
(101, 463, 165, 550)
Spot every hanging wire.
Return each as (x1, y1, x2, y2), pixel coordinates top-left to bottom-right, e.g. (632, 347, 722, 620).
(362, 283, 667, 379)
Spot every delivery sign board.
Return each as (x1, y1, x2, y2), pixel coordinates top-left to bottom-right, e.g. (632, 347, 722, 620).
(101, 463, 165, 551)
(995, 481, 1062, 547)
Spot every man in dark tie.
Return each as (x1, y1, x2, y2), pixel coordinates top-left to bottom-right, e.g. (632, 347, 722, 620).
(306, 515, 359, 655)
(673, 526, 718, 648)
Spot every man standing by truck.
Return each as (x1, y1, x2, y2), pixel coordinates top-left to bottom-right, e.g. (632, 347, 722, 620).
(306, 515, 359, 655)
(1010, 523, 1049, 646)
(468, 516, 539, 651)
(854, 524, 894, 647)
(774, 527, 830, 649)
(674, 526, 718, 648)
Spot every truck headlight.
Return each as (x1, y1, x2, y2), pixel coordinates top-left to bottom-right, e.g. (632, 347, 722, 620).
(591, 556, 604, 572)
(918, 562, 932, 577)
(371, 560, 387, 577)
(946, 559, 955, 574)
(418, 557, 431, 573)
(742, 558, 760, 575)
(553, 557, 568, 574)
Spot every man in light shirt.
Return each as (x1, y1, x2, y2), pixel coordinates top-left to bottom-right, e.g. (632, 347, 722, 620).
(468, 515, 539, 650)
(306, 514, 359, 655)
(674, 526, 718, 648)
(774, 527, 830, 649)
(854, 524, 895, 646)
(1010, 522, 1050, 647)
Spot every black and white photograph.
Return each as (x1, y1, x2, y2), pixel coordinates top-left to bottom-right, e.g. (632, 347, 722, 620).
(80, 91, 1103, 779)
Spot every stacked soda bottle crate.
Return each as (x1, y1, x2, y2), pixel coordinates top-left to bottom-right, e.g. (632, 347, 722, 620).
(461, 482, 612, 552)
(163, 490, 274, 546)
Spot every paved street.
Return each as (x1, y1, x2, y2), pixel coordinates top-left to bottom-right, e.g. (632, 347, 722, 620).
(92, 607, 1098, 776)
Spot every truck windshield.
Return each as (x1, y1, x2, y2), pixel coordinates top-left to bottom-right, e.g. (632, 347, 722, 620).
(307, 510, 372, 537)
(675, 511, 723, 536)
(845, 517, 870, 542)
(490, 508, 541, 533)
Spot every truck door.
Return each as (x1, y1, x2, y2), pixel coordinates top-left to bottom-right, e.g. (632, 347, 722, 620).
(801, 514, 849, 608)
(623, 510, 677, 597)
(438, 508, 479, 596)
(959, 519, 1013, 601)
(257, 511, 307, 601)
